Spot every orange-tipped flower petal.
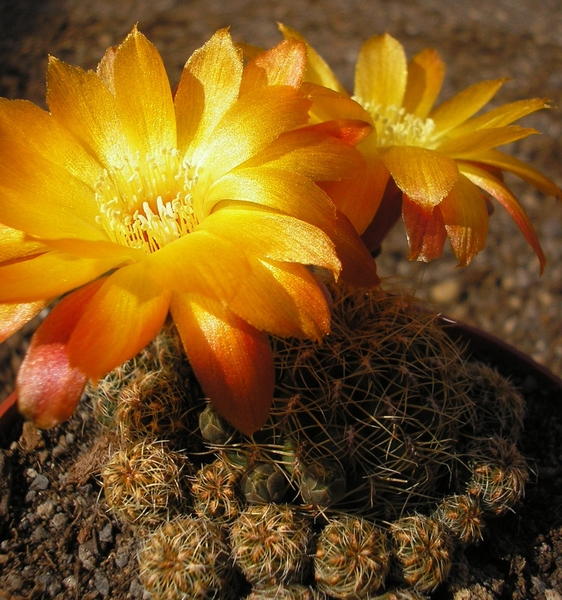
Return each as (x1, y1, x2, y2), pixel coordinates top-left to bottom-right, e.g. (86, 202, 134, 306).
(171, 294, 274, 435)
(461, 162, 546, 272)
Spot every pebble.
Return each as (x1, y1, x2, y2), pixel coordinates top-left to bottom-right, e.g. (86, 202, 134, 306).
(63, 575, 78, 591)
(51, 513, 69, 529)
(115, 549, 129, 568)
(430, 278, 462, 305)
(29, 474, 49, 491)
(94, 571, 110, 597)
(78, 542, 97, 571)
(31, 525, 50, 542)
(99, 522, 113, 543)
(37, 500, 56, 519)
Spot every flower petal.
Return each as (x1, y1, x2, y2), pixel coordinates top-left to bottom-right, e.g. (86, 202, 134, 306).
(0, 96, 102, 188)
(329, 210, 380, 288)
(380, 146, 459, 209)
(16, 280, 104, 429)
(171, 293, 274, 435)
(67, 262, 170, 378)
(112, 27, 176, 158)
(460, 162, 546, 272)
(0, 115, 105, 241)
(241, 38, 306, 91)
(0, 251, 119, 303)
(201, 204, 340, 274)
(402, 195, 447, 262)
(147, 230, 252, 302)
(355, 33, 407, 109)
(241, 125, 368, 181)
(460, 150, 562, 198)
(227, 258, 332, 340)
(193, 85, 311, 179)
(278, 24, 348, 94)
(0, 223, 46, 263)
(206, 167, 337, 232)
(439, 175, 489, 265)
(46, 57, 132, 170)
(320, 156, 390, 234)
(450, 97, 551, 135)
(175, 28, 243, 155)
(403, 48, 445, 119)
(301, 82, 372, 124)
(435, 125, 538, 156)
(430, 79, 507, 136)
(0, 300, 48, 343)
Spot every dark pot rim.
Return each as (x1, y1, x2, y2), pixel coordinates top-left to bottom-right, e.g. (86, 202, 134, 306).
(1, 319, 560, 433)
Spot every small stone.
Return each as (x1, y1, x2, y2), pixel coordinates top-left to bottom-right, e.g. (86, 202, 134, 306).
(37, 500, 56, 519)
(30, 474, 49, 491)
(99, 522, 113, 543)
(31, 525, 50, 542)
(78, 542, 97, 571)
(128, 578, 146, 598)
(63, 575, 78, 590)
(52, 444, 67, 458)
(430, 278, 461, 305)
(115, 549, 129, 568)
(51, 513, 69, 529)
(94, 571, 110, 597)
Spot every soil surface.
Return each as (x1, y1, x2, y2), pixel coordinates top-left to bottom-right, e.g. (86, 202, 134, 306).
(0, 1, 561, 599)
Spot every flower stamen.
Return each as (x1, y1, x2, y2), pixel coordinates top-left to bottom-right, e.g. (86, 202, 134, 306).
(362, 102, 436, 148)
(94, 148, 200, 253)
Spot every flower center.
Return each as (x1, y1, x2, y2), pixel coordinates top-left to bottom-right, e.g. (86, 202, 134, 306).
(94, 148, 199, 254)
(363, 102, 436, 148)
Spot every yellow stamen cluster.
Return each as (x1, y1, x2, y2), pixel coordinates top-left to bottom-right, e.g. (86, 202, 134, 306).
(94, 147, 201, 253)
(364, 102, 436, 147)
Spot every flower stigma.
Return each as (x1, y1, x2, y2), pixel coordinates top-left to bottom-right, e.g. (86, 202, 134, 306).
(94, 147, 201, 254)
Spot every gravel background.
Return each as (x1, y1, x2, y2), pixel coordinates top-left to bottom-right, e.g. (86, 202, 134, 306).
(0, 0, 561, 382)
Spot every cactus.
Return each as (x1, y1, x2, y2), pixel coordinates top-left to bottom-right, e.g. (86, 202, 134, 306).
(246, 583, 326, 599)
(464, 436, 530, 515)
(88, 286, 532, 598)
(432, 494, 484, 545)
(390, 514, 453, 593)
(101, 440, 190, 526)
(230, 503, 313, 587)
(314, 515, 390, 598)
(210, 285, 476, 519)
(89, 324, 205, 451)
(463, 361, 525, 441)
(138, 516, 238, 599)
(191, 458, 243, 524)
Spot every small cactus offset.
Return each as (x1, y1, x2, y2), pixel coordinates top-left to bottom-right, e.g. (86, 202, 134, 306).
(464, 436, 530, 515)
(432, 494, 484, 545)
(246, 583, 327, 599)
(230, 503, 313, 587)
(191, 458, 244, 524)
(138, 516, 238, 599)
(463, 361, 526, 441)
(314, 515, 390, 599)
(390, 514, 454, 593)
(101, 440, 190, 526)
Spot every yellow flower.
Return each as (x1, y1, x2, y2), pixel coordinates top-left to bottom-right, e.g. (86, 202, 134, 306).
(281, 26, 561, 269)
(0, 28, 377, 434)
